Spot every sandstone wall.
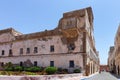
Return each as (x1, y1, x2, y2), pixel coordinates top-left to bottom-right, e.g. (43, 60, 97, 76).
(0, 34, 83, 56)
(0, 53, 83, 70)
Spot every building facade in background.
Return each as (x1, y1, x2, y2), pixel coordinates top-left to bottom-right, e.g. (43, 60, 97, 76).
(108, 25, 120, 75)
(0, 7, 99, 75)
(108, 46, 115, 73)
(100, 65, 109, 72)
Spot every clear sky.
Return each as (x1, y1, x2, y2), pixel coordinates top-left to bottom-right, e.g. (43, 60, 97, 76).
(0, 0, 120, 65)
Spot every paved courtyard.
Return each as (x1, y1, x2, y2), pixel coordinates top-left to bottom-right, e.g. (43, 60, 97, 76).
(83, 72, 118, 80)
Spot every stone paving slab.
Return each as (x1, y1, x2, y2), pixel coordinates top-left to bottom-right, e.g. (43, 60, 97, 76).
(84, 72, 118, 80)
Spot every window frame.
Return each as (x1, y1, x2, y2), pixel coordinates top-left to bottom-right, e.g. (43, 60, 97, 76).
(26, 48, 30, 54)
(50, 45, 54, 52)
(9, 49, 13, 56)
(69, 60, 74, 68)
(1, 62, 4, 67)
(20, 48, 23, 55)
(50, 61, 54, 67)
(34, 47, 38, 53)
(2, 50, 5, 56)
(34, 61, 37, 66)
(20, 61, 23, 66)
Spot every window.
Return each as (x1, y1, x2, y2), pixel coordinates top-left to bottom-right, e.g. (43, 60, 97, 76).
(20, 61, 23, 66)
(50, 45, 54, 52)
(69, 60, 74, 68)
(1, 62, 4, 67)
(20, 48, 23, 54)
(34, 47, 38, 53)
(68, 43, 75, 50)
(2, 50, 4, 55)
(9, 49, 12, 56)
(50, 61, 54, 67)
(34, 61, 37, 66)
(26, 48, 30, 53)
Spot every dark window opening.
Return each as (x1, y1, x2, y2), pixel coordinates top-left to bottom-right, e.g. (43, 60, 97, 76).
(9, 49, 13, 56)
(50, 45, 54, 52)
(2, 50, 4, 55)
(68, 43, 75, 50)
(69, 60, 74, 68)
(26, 48, 30, 54)
(20, 48, 23, 54)
(1, 62, 4, 67)
(50, 61, 54, 67)
(34, 61, 37, 66)
(34, 47, 38, 53)
(20, 62, 23, 66)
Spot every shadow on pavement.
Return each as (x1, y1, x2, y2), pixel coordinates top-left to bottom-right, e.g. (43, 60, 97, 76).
(110, 72, 120, 79)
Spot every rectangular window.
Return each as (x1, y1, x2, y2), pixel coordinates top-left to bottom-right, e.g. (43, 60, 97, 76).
(69, 60, 74, 68)
(26, 48, 30, 54)
(9, 49, 12, 56)
(20, 61, 23, 66)
(34, 61, 37, 66)
(50, 45, 54, 52)
(34, 47, 38, 53)
(2, 50, 4, 55)
(1, 62, 4, 67)
(20, 48, 23, 54)
(68, 43, 75, 50)
(50, 61, 54, 67)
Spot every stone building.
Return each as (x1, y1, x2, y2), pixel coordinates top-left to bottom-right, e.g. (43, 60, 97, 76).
(100, 65, 109, 72)
(108, 46, 115, 73)
(0, 7, 99, 75)
(108, 25, 120, 75)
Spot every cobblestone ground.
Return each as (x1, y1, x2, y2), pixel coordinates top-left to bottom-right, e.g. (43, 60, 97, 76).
(84, 72, 118, 80)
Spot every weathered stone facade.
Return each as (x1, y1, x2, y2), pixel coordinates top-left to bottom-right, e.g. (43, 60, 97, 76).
(108, 46, 115, 73)
(0, 7, 99, 75)
(108, 25, 120, 75)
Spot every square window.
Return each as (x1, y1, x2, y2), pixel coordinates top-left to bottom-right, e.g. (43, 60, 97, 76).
(68, 43, 75, 50)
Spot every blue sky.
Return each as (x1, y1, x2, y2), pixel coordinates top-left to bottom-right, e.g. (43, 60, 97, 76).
(0, 0, 119, 64)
